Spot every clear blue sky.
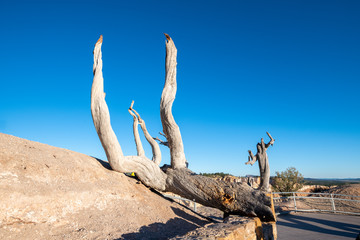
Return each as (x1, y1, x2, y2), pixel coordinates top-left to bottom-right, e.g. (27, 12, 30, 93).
(1, 0, 359, 178)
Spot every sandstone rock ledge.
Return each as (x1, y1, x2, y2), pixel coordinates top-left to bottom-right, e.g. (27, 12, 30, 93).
(0, 133, 277, 239)
(0, 133, 211, 239)
(172, 216, 277, 240)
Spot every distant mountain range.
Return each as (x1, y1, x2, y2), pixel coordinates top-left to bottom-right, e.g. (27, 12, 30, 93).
(304, 178, 360, 186)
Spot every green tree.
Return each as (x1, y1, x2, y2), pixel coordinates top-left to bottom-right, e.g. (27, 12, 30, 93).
(272, 167, 304, 192)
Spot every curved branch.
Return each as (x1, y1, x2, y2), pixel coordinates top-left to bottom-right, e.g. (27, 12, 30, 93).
(129, 101, 162, 165)
(128, 101, 145, 157)
(160, 34, 187, 169)
(245, 150, 257, 165)
(265, 132, 275, 148)
(91, 35, 124, 171)
(159, 132, 167, 138)
(155, 132, 169, 147)
(138, 122, 162, 165)
(91, 36, 166, 190)
(154, 136, 169, 147)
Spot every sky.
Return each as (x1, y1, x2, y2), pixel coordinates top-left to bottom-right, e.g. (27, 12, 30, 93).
(1, 0, 359, 178)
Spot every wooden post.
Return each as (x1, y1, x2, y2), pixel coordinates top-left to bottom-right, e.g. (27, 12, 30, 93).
(267, 192, 277, 222)
(293, 193, 297, 212)
(330, 194, 336, 213)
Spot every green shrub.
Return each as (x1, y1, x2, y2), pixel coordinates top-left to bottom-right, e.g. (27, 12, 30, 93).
(272, 167, 304, 192)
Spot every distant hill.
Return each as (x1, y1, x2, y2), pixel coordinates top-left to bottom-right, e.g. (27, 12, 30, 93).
(199, 172, 232, 178)
(304, 178, 360, 186)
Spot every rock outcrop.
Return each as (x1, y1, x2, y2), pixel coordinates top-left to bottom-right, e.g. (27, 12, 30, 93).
(0, 133, 210, 239)
(172, 216, 277, 240)
(0, 133, 277, 239)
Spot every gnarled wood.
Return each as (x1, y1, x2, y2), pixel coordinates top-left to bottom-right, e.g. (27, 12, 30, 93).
(164, 168, 275, 221)
(91, 35, 275, 222)
(129, 101, 162, 166)
(160, 34, 187, 169)
(91, 36, 166, 191)
(246, 132, 275, 192)
(128, 101, 145, 157)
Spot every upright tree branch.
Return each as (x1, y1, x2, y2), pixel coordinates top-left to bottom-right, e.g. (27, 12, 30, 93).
(91, 35, 124, 171)
(160, 34, 187, 169)
(245, 150, 257, 165)
(128, 101, 145, 157)
(265, 132, 275, 148)
(91, 36, 166, 190)
(129, 101, 162, 165)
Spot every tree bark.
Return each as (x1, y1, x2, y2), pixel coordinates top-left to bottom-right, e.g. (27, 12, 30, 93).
(128, 101, 145, 158)
(246, 132, 275, 192)
(91, 35, 275, 222)
(91, 36, 167, 191)
(129, 101, 162, 166)
(165, 168, 275, 221)
(160, 34, 187, 169)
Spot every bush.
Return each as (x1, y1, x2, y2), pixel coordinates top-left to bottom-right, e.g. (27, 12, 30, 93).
(272, 167, 304, 192)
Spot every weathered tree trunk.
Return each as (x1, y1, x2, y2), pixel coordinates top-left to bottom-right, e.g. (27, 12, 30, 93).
(165, 168, 274, 221)
(91, 36, 167, 191)
(246, 132, 275, 192)
(91, 35, 275, 222)
(160, 34, 187, 170)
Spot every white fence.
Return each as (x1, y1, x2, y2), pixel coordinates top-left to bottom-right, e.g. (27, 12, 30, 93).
(272, 192, 360, 216)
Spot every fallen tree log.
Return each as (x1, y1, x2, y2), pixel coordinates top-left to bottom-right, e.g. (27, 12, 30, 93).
(91, 34, 275, 222)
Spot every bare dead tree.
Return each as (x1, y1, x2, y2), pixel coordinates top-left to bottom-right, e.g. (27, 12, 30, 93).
(91, 35, 275, 221)
(246, 132, 275, 192)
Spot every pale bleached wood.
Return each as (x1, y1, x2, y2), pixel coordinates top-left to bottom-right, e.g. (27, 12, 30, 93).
(129, 101, 162, 166)
(154, 132, 169, 147)
(164, 168, 275, 222)
(139, 121, 162, 166)
(265, 132, 275, 148)
(91, 36, 166, 190)
(91, 35, 275, 222)
(160, 34, 187, 169)
(246, 150, 257, 166)
(128, 101, 145, 157)
(154, 136, 169, 147)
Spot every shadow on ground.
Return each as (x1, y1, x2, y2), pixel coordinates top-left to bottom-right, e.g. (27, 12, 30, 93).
(93, 157, 112, 170)
(92, 157, 215, 239)
(119, 207, 210, 240)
